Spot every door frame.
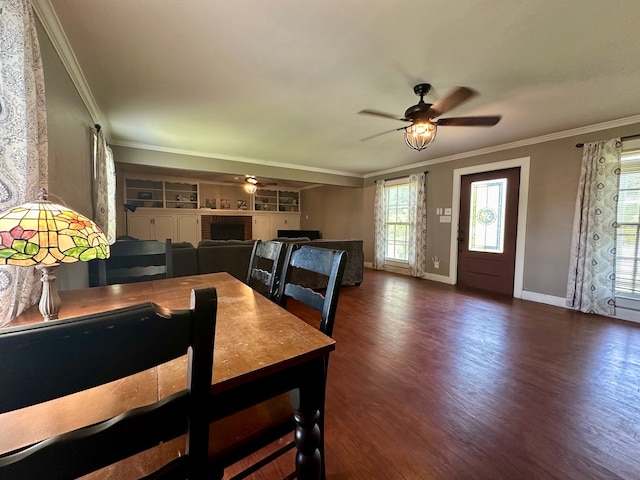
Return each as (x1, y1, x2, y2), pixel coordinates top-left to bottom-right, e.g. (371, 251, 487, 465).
(448, 157, 530, 298)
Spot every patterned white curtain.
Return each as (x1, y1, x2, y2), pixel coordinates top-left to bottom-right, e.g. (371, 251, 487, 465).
(408, 172, 427, 277)
(93, 127, 116, 244)
(566, 138, 622, 316)
(0, 0, 48, 326)
(373, 179, 386, 270)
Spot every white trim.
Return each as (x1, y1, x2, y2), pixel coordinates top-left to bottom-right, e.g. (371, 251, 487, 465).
(364, 261, 374, 269)
(384, 264, 410, 275)
(449, 157, 530, 298)
(423, 272, 455, 284)
(32, 0, 107, 133)
(112, 140, 363, 179)
(614, 308, 640, 324)
(520, 291, 566, 307)
(623, 138, 640, 150)
(365, 114, 640, 179)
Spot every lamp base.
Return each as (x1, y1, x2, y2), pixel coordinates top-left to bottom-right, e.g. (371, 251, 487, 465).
(38, 265, 61, 321)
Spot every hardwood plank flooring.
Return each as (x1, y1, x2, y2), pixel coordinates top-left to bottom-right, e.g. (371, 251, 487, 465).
(223, 268, 640, 479)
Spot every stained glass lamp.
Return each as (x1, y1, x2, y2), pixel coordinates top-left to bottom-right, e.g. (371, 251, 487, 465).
(0, 188, 110, 321)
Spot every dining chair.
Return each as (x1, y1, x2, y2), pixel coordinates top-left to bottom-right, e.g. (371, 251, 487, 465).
(0, 287, 218, 480)
(209, 244, 347, 480)
(246, 240, 286, 300)
(96, 238, 173, 286)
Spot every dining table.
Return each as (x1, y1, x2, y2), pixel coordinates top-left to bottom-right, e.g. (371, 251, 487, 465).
(0, 272, 335, 479)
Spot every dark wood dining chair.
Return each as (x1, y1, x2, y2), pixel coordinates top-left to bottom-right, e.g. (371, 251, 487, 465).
(96, 238, 173, 286)
(246, 240, 286, 300)
(0, 287, 218, 480)
(209, 244, 347, 480)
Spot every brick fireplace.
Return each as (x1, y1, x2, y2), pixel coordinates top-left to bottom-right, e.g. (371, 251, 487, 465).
(201, 215, 252, 241)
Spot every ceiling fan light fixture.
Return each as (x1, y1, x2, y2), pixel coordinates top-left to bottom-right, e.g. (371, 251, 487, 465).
(404, 121, 437, 151)
(244, 182, 257, 194)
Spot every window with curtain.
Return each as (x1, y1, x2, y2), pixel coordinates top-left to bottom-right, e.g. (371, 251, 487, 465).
(373, 173, 427, 277)
(615, 140, 640, 311)
(385, 182, 410, 262)
(91, 127, 116, 244)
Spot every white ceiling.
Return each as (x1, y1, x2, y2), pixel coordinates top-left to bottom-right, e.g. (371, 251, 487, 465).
(40, 0, 640, 179)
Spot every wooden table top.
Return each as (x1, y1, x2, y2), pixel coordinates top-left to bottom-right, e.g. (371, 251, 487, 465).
(1, 273, 335, 467)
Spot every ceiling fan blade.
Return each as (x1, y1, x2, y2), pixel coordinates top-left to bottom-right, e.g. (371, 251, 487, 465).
(359, 126, 406, 142)
(427, 87, 477, 118)
(437, 116, 501, 127)
(358, 109, 409, 122)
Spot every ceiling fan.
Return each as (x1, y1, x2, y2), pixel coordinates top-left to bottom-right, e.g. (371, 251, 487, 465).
(358, 83, 501, 151)
(240, 175, 276, 194)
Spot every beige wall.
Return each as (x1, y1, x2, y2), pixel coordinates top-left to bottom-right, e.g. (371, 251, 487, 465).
(300, 185, 365, 240)
(302, 122, 640, 299)
(38, 13, 640, 299)
(37, 18, 95, 289)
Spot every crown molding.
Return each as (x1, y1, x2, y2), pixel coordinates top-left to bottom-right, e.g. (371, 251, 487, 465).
(32, 0, 107, 135)
(31, 0, 640, 181)
(364, 114, 640, 178)
(111, 140, 364, 179)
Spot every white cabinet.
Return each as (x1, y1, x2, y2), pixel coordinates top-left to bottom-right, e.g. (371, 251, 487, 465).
(128, 211, 200, 245)
(252, 216, 271, 240)
(269, 214, 300, 237)
(177, 214, 200, 245)
(128, 212, 175, 242)
(249, 213, 301, 240)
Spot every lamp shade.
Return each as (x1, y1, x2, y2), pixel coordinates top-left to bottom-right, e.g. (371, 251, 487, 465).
(404, 122, 437, 151)
(0, 189, 110, 267)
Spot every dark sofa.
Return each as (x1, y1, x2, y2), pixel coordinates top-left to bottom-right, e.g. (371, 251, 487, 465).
(170, 237, 364, 287)
(196, 239, 256, 281)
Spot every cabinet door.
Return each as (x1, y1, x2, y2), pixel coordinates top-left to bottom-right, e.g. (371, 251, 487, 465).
(252, 216, 271, 240)
(177, 215, 200, 246)
(282, 214, 300, 230)
(153, 214, 176, 242)
(269, 214, 300, 238)
(128, 213, 154, 240)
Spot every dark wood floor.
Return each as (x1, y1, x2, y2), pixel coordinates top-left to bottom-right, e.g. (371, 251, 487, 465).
(224, 268, 640, 479)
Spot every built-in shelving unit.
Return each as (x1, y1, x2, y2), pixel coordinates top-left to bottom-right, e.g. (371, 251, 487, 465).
(278, 190, 299, 212)
(125, 178, 199, 209)
(254, 189, 278, 211)
(125, 179, 164, 208)
(164, 182, 198, 209)
(125, 177, 299, 213)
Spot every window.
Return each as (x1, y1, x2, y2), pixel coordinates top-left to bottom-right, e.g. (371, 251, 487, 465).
(385, 182, 410, 261)
(616, 144, 640, 297)
(468, 178, 507, 253)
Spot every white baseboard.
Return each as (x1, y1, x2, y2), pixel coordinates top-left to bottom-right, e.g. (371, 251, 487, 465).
(364, 261, 374, 269)
(520, 291, 566, 307)
(423, 272, 455, 285)
(614, 308, 640, 324)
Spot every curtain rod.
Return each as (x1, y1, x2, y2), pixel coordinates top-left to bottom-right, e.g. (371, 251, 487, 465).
(94, 124, 101, 132)
(375, 171, 428, 183)
(575, 133, 640, 148)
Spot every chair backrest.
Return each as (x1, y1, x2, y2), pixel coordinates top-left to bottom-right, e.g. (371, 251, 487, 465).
(0, 287, 217, 480)
(246, 240, 286, 300)
(97, 238, 173, 286)
(276, 244, 347, 337)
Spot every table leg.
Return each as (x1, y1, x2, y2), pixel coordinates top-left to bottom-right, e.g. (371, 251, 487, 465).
(291, 357, 326, 480)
